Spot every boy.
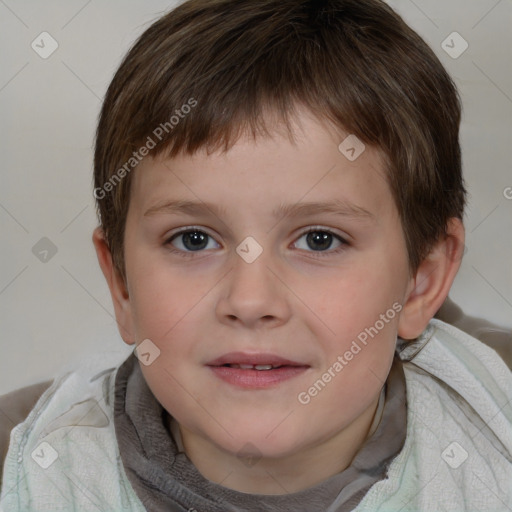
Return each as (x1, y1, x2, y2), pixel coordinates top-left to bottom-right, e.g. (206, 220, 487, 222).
(1, 0, 511, 510)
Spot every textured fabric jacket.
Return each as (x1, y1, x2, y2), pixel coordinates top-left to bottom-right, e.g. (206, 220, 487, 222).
(1, 318, 511, 511)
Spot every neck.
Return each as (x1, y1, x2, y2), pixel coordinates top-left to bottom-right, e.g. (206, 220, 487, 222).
(173, 392, 382, 495)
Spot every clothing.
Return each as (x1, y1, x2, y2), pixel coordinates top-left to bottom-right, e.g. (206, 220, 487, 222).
(113, 349, 405, 512)
(0, 379, 53, 488)
(1, 319, 511, 511)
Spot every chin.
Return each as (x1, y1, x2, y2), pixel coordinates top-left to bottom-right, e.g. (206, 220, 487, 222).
(208, 418, 309, 460)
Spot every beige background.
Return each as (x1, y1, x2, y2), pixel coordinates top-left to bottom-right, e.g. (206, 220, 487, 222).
(1, 0, 511, 395)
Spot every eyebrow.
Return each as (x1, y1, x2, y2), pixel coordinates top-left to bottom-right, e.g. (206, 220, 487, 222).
(144, 199, 376, 222)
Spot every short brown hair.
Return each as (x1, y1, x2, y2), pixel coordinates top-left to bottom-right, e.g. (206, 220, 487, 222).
(94, 0, 466, 280)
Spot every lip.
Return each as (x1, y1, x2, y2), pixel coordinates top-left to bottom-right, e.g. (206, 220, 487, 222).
(207, 352, 306, 367)
(207, 352, 310, 389)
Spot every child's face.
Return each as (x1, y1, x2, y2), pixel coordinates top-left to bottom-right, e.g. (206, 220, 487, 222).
(121, 111, 414, 462)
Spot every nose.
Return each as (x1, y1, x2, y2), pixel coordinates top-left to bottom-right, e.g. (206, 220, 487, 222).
(215, 248, 292, 329)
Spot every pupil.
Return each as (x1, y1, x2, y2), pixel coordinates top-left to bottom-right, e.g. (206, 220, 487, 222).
(307, 231, 332, 251)
(183, 231, 208, 251)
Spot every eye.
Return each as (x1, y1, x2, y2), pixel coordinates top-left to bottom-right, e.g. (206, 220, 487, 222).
(166, 228, 220, 254)
(164, 226, 348, 258)
(293, 228, 347, 255)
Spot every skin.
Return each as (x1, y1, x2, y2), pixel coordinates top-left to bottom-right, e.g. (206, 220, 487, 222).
(94, 110, 465, 494)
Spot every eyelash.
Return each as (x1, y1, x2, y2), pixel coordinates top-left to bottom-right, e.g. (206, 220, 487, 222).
(164, 226, 349, 259)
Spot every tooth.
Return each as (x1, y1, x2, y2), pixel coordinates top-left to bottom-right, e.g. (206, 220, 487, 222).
(239, 364, 254, 369)
(254, 364, 273, 370)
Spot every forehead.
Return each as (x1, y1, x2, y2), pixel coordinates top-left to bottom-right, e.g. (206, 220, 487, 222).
(128, 112, 394, 223)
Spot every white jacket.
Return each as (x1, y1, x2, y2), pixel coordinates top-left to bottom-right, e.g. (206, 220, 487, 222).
(1, 319, 511, 511)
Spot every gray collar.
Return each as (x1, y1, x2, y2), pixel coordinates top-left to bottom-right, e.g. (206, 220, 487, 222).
(113, 353, 407, 512)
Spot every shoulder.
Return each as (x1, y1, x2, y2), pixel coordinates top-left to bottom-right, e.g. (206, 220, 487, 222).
(0, 353, 146, 511)
(434, 296, 512, 369)
(399, 318, 512, 406)
(356, 320, 512, 511)
(0, 352, 127, 490)
(398, 318, 511, 447)
(398, 320, 512, 506)
(0, 380, 53, 487)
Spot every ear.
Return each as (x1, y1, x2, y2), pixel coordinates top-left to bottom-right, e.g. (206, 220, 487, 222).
(398, 217, 465, 340)
(92, 227, 136, 345)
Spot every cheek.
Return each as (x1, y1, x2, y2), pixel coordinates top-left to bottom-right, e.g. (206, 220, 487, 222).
(295, 262, 402, 404)
(306, 262, 401, 339)
(126, 250, 208, 340)
(125, 255, 214, 386)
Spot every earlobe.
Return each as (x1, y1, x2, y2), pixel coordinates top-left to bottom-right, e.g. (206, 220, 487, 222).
(398, 218, 465, 340)
(92, 227, 136, 345)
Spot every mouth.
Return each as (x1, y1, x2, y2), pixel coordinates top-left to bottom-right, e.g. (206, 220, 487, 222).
(218, 363, 289, 370)
(207, 352, 310, 389)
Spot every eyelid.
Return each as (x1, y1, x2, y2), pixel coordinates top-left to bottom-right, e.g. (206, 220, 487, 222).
(165, 225, 219, 243)
(295, 225, 350, 244)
